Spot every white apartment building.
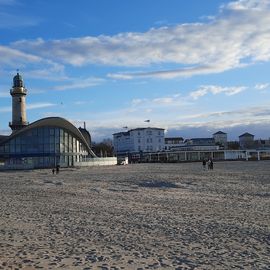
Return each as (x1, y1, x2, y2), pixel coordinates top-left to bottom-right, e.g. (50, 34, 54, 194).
(113, 127, 165, 155)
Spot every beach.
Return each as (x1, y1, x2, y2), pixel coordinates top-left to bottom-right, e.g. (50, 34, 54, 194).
(0, 161, 269, 269)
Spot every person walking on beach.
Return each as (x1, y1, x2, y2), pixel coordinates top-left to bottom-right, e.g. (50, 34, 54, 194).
(56, 164, 60, 174)
(202, 159, 206, 170)
(207, 158, 211, 170)
(208, 158, 213, 170)
(210, 159, 214, 170)
(52, 168, 55, 174)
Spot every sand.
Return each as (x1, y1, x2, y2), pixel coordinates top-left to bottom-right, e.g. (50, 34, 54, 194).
(0, 161, 269, 269)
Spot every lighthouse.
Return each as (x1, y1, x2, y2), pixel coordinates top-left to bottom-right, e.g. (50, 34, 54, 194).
(9, 72, 29, 131)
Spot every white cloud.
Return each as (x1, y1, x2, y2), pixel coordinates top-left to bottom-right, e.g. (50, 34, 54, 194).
(153, 97, 174, 105)
(74, 101, 87, 105)
(255, 83, 269, 90)
(0, 102, 55, 116)
(177, 104, 270, 121)
(0, 45, 41, 65)
(0, 45, 66, 81)
(107, 65, 225, 79)
(53, 77, 104, 91)
(130, 94, 192, 111)
(0, 103, 57, 113)
(224, 0, 270, 11)
(27, 102, 56, 110)
(8, 0, 270, 79)
(189, 85, 247, 100)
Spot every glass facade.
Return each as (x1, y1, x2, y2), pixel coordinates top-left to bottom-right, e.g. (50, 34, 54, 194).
(0, 126, 89, 168)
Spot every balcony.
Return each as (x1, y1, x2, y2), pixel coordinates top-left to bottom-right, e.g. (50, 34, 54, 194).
(10, 88, 27, 95)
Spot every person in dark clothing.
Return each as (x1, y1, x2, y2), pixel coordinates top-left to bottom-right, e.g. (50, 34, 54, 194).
(210, 159, 214, 170)
(202, 159, 206, 170)
(207, 159, 211, 170)
(56, 164, 60, 174)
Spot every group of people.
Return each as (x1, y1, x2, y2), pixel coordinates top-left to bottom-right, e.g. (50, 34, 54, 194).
(202, 158, 214, 170)
(52, 164, 60, 174)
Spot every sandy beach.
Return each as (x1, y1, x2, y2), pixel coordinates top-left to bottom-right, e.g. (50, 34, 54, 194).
(0, 161, 269, 269)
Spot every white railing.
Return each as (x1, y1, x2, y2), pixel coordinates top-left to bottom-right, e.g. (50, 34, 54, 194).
(74, 157, 117, 167)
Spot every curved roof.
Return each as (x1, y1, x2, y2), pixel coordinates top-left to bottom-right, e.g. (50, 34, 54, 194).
(1, 117, 96, 157)
(13, 72, 24, 88)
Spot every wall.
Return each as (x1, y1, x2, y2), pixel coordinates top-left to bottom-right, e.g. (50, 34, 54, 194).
(75, 157, 117, 166)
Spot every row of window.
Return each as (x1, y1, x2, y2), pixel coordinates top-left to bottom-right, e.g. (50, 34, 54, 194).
(0, 126, 88, 155)
(6, 155, 83, 167)
(137, 131, 162, 136)
(138, 138, 162, 143)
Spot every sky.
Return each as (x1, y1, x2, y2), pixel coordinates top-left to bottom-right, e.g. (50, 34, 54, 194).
(1, 0, 270, 141)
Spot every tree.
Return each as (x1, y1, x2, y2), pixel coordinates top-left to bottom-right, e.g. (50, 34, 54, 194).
(227, 141, 240, 150)
(92, 138, 114, 157)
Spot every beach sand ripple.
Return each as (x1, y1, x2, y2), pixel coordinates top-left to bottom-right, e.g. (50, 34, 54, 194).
(0, 161, 269, 269)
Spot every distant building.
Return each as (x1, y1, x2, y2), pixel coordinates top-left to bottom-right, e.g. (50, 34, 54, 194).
(172, 144, 219, 151)
(113, 127, 165, 155)
(177, 137, 219, 151)
(253, 139, 270, 150)
(164, 137, 184, 150)
(213, 131, 227, 149)
(186, 137, 215, 146)
(239, 132, 254, 149)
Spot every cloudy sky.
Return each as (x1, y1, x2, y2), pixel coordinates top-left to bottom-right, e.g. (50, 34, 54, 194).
(1, 0, 270, 141)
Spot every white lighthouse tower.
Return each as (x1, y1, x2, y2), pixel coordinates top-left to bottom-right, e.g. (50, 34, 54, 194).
(9, 72, 29, 131)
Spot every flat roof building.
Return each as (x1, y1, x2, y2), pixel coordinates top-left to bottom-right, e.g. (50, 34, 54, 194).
(113, 127, 165, 155)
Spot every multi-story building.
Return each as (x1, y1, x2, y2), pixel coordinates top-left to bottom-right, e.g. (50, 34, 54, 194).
(185, 137, 215, 146)
(239, 132, 254, 149)
(254, 139, 270, 149)
(164, 137, 184, 150)
(113, 127, 165, 155)
(213, 131, 228, 148)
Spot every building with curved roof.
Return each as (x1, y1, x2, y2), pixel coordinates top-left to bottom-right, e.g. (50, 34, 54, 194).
(0, 73, 103, 169)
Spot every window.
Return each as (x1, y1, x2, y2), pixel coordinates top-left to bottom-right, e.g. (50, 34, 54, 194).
(49, 128, 55, 136)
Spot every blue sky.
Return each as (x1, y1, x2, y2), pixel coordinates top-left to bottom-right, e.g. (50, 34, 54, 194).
(1, 0, 270, 141)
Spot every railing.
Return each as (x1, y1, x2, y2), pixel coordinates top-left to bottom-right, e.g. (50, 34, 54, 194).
(10, 88, 27, 95)
(74, 157, 117, 167)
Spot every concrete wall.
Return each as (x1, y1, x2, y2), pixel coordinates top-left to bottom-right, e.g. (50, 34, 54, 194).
(75, 157, 117, 167)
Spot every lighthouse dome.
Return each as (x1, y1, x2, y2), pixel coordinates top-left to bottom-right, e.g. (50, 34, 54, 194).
(13, 72, 24, 88)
